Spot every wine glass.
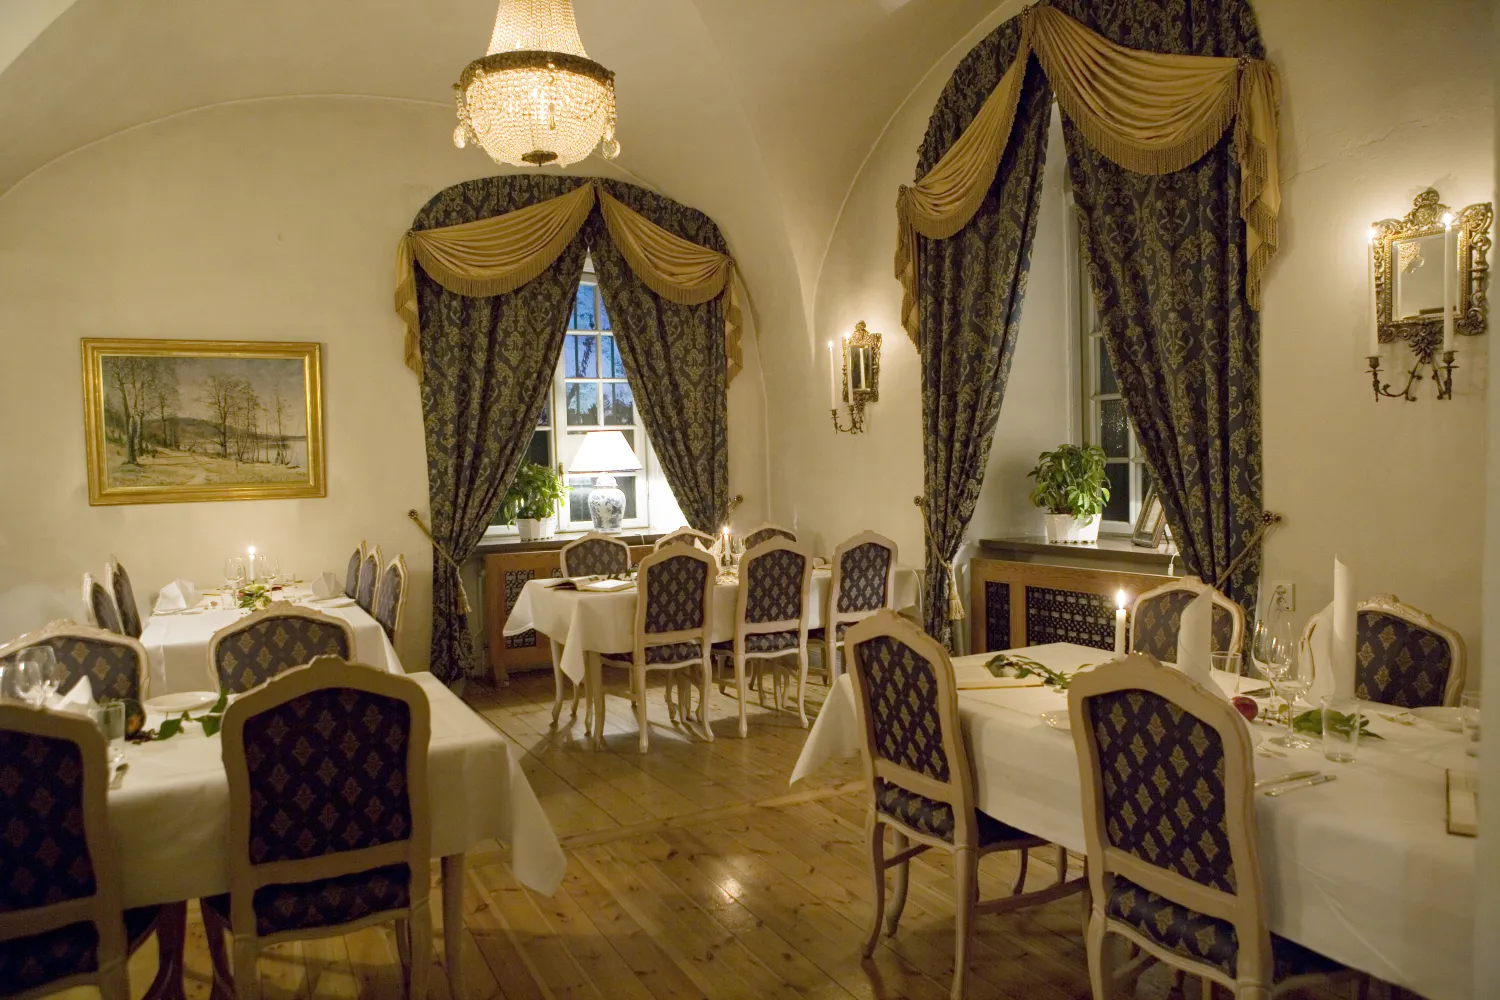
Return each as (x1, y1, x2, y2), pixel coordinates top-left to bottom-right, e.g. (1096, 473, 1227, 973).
(224, 556, 247, 595)
(13, 647, 52, 708)
(1265, 618, 1315, 749)
(258, 554, 281, 592)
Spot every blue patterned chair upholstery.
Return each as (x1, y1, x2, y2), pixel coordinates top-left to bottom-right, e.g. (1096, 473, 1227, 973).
(203, 660, 432, 999)
(373, 556, 408, 644)
(209, 603, 354, 694)
(710, 541, 813, 732)
(355, 547, 382, 613)
(0, 621, 149, 704)
(1355, 599, 1464, 707)
(344, 546, 364, 599)
(1069, 655, 1355, 997)
(561, 534, 632, 577)
(0, 706, 171, 1000)
(600, 546, 718, 753)
(843, 613, 1081, 998)
(105, 558, 142, 639)
(743, 524, 797, 549)
(653, 527, 715, 551)
(809, 531, 898, 683)
(82, 573, 123, 636)
(1130, 580, 1244, 662)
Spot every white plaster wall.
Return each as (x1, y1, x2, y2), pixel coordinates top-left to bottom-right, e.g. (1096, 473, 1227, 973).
(0, 96, 770, 671)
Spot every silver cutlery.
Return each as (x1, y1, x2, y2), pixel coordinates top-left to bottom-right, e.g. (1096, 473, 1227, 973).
(1254, 769, 1320, 790)
(1254, 745, 1287, 758)
(1263, 774, 1337, 797)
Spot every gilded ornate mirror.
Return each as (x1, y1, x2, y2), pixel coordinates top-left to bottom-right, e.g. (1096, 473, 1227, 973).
(1372, 188, 1491, 349)
(842, 321, 881, 405)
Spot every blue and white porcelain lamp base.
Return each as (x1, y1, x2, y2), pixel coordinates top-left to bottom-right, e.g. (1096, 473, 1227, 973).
(587, 473, 626, 533)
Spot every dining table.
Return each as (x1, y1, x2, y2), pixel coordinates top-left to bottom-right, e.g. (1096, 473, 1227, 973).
(106, 670, 563, 1000)
(139, 584, 403, 696)
(791, 642, 1478, 1000)
(502, 564, 921, 744)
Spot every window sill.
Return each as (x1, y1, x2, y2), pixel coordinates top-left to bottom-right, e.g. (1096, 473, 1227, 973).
(473, 528, 670, 556)
(977, 534, 1180, 575)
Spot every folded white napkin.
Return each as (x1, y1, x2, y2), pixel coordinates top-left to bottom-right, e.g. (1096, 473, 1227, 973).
(154, 579, 200, 613)
(1175, 589, 1221, 696)
(310, 571, 343, 600)
(1304, 602, 1334, 701)
(1329, 556, 1357, 699)
(50, 676, 95, 714)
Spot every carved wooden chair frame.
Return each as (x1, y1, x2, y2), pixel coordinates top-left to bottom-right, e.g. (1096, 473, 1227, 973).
(206, 600, 356, 693)
(1129, 575, 1246, 659)
(0, 618, 151, 704)
(710, 538, 814, 734)
(1299, 592, 1467, 706)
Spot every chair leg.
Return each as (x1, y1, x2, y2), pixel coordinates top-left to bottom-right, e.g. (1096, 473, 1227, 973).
(698, 660, 714, 741)
(202, 907, 233, 1000)
(232, 934, 262, 1000)
(98, 956, 130, 1000)
(735, 654, 748, 738)
(885, 829, 910, 936)
(570, 678, 584, 720)
(1012, 847, 1029, 895)
(549, 641, 565, 726)
(634, 666, 650, 753)
(862, 820, 886, 958)
(409, 903, 433, 1000)
(1085, 909, 1114, 1000)
(796, 647, 809, 728)
(951, 847, 976, 1000)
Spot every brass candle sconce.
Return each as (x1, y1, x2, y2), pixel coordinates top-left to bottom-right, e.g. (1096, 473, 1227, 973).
(829, 321, 882, 433)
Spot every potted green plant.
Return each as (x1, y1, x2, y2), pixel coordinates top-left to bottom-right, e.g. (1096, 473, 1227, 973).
(1026, 444, 1111, 543)
(498, 461, 568, 541)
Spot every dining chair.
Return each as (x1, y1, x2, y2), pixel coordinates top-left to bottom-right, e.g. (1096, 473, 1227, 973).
(0, 619, 150, 704)
(0, 704, 182, 1000)
(844, 611, 1084, 1000)
(742, 523, 797, 549)
(374, 554, 410, 646)
(344, 542, 366, 599)
(1300, 593, 1466, 707)
(710, 539, 814, 734)
(81, 572, 124, 636)
(1130, 576, 1245, 661)
(598, 545, 717, 753)
(202, 658, 432, 1000)
(1068, 653, 1362, 1000)
(356, 546, 383, 613)
(809, 530, 898, 683)
(560, 532, 632, 577)
(104, 556, 142, 639)
(653, 527, 715, 551)
(207, 601, 355, 694)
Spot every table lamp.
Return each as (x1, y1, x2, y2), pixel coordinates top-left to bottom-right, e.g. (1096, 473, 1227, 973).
(569, 430, 642, 533)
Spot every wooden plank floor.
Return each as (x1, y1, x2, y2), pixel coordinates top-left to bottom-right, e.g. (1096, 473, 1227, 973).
(99, 668, 1375, 1000)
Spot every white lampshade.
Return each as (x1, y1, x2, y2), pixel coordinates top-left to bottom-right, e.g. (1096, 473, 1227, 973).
(570, 430, 642, 475)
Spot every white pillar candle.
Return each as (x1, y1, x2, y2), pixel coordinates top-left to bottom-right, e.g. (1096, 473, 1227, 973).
(1367, 229, 1380, 357)
(247, 545, 256, 584)
(827, 341, 838, 410)
(1114, 590, 1128, 655)
(1442, 215, 1456, 354)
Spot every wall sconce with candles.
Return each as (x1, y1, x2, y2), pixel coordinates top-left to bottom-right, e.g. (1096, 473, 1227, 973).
(1365, 188, 1491, 401)
(828, 321, 882, 433)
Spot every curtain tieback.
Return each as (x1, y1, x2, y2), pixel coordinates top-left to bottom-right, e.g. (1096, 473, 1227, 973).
(407, 509, 472, 615)
(1213, 510, 1283, 591)
(915, 495, 967, 623)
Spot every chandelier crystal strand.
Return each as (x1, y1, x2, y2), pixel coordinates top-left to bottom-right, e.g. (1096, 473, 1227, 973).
(452, 0, 620, 168)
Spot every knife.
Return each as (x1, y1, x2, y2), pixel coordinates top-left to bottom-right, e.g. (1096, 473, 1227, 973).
(1263, 774, 1337, 797)
(1253, 769, 1319, 790)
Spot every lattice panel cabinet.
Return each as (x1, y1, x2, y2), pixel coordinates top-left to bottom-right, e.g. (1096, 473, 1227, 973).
(969, 558, 1172, 655)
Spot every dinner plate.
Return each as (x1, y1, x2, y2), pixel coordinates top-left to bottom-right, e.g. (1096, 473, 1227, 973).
(145, 691, 219, 713)
(309, 596, 357, 608)
(1039, 709, 1070, 732)
(1412, 706, 1463, 732)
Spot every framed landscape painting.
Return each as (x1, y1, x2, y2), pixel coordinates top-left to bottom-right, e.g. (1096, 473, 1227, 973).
(81, 339, 325, 505)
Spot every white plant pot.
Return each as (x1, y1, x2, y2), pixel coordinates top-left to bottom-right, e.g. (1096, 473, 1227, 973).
(1072, 513, 1100, 543)
(1043, 513, 1076, 543)
(517, 516, 556, 542)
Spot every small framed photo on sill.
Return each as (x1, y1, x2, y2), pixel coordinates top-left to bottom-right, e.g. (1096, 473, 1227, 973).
(1132, 482, 1168, 548)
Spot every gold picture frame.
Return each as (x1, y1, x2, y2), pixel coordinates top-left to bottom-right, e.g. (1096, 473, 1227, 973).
(81, 339, 325, 506)
(1372, 188, 1492, 350)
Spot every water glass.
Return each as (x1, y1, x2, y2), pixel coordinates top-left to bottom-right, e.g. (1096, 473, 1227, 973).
(1321, 695, 1361, 763)
(1460, 691, 1481, 758)
(1211, 652, 1243, 695)
(14, 647, 56, 708)
(89, 701, 126, 767)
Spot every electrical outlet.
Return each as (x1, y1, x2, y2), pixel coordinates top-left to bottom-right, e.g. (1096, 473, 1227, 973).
(1269, 581, 1296, 613)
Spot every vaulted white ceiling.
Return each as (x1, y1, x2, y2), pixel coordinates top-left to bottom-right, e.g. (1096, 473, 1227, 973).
(0, 0, 1006, 320)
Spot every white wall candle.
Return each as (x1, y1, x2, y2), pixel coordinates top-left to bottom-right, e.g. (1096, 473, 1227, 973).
(1443, 216, 1456, 354)
(827, 341, 837, 410)
(1114, 590, 1128, 655)
(247, 545, 256, 583)
(1367, 230, 1380, 357)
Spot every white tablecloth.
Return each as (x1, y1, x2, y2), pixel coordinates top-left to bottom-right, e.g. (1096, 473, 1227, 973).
(791, 642, 1478, 1000)
(139, 587, 403, 696)
(502, 566, 921, 683)
(108, 672, 565, 906)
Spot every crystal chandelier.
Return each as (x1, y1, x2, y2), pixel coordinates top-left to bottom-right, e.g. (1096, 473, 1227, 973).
(452, 0, 620, 168)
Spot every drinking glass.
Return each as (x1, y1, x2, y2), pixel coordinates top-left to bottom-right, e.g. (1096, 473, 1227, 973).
(1211, 652, 1243, 696)
(89, 701, 126, 767)
(1321, 695, 1361, 763)
(1265, 619, 1315, 749)
(14, 647, 55, 708)
(224, 556, 247, 596)
(1460, 691, 1481, 758)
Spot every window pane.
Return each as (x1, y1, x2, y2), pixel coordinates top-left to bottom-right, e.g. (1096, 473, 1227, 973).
(603, 382, 634, 426)
(1103, 463, 1130, 523)
(564, 334, 597, 378)
(601, 335, 624, 378)
(1096, 338, 1118, 394)
(598, 291, 610, 331)
(565, 383, 598, 425)
(525, 430, 551, 469)
(537, 398, 550, 427)
(566, 475, 637, 522)
(1100, 399, 1130, 458)
(572, 284, 597, 330)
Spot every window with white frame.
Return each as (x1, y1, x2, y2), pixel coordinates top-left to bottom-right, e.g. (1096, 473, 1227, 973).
(1075, 229, 1146, 534)
(488, 268, 672, 533)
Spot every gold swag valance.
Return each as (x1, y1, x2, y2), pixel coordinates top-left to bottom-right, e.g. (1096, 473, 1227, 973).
(396, 180, 743, 381)
(896, 5, 1282, 341)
